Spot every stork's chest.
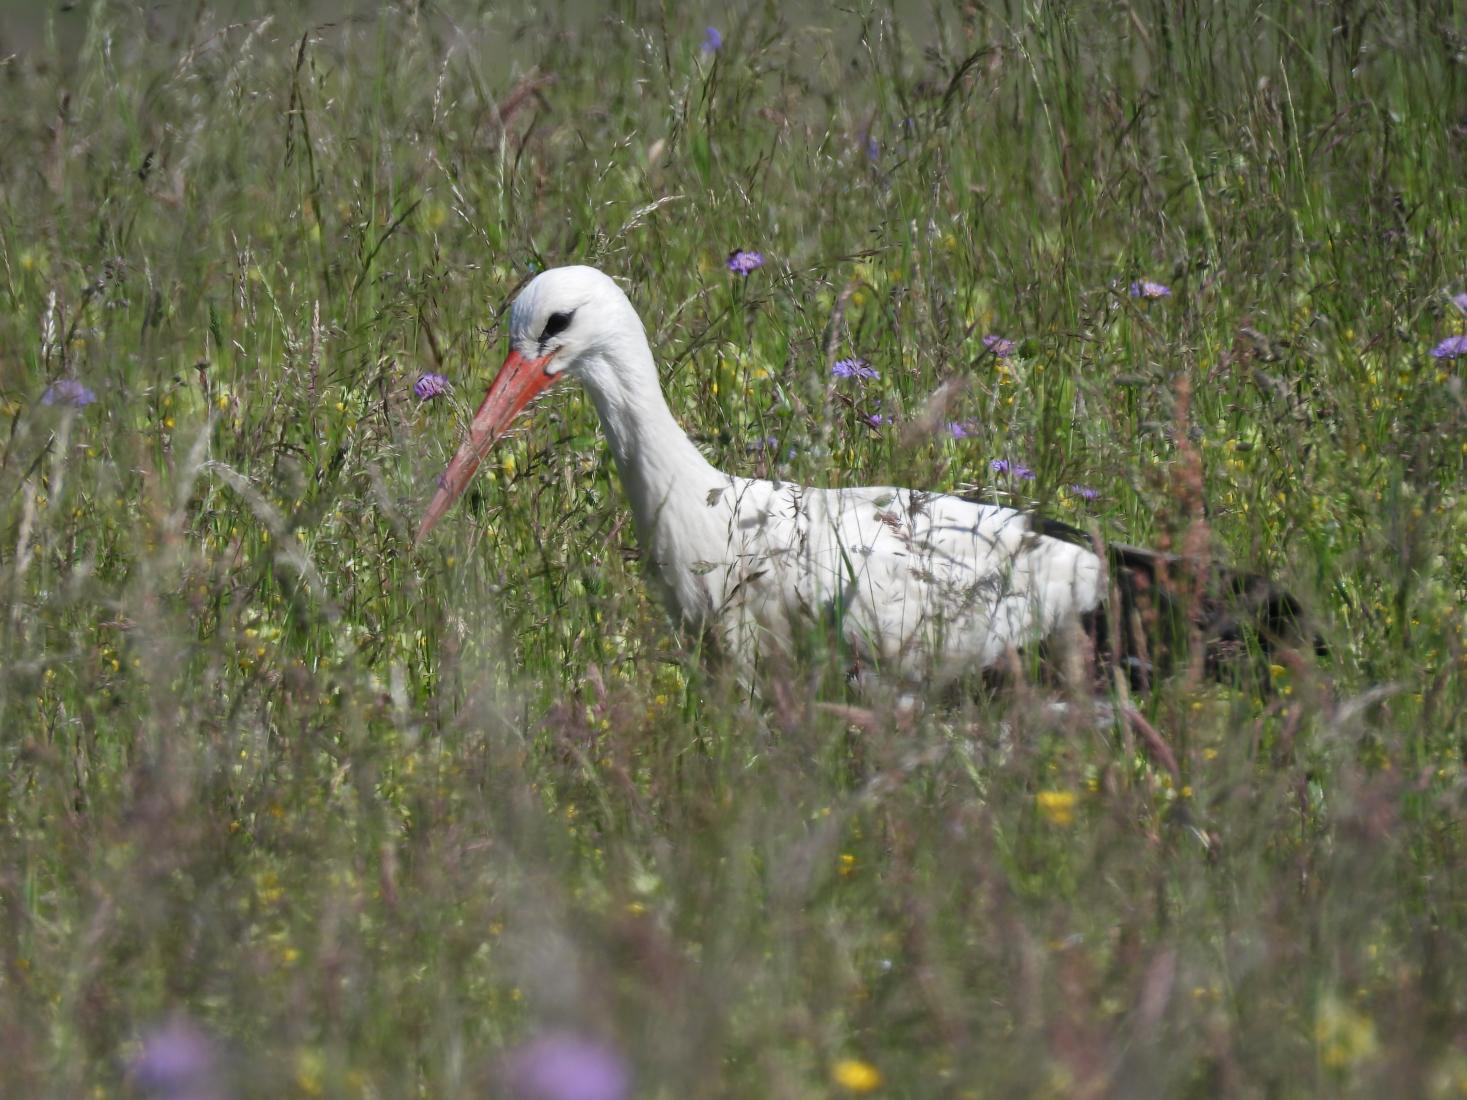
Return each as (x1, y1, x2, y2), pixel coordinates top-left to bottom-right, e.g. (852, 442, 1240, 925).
(634, 486, 797, 634)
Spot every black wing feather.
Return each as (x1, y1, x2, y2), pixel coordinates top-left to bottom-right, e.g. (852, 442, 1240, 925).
(1033, 516, 1321, 689)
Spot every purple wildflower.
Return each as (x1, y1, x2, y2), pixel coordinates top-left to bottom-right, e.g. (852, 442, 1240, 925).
(832, 357, 878, 381)
(1129, 280, 1172, 300)
(702, 26, 722, 52)
(128, 1019, 226, 1100)
(865, 412, 890, 428)
(748, 435, 796, 461)
(1068, 484, 1100, 501)
(504, 1032, 631, 1100)
(414, 372, 450, 401)
(1450, 292, 1467, 314)
(991, 459, 1035, 480)
(865, 136, 880, 163)
(1431, 334, 1467, 360)
(981, 334, 1016, 358)
(726, 250, 764, 276)
(41, 379, 96, 407)
(947, 421, 975, 439)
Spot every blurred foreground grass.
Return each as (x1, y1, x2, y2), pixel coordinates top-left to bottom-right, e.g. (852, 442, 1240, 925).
(1, 2, 1465, 1096)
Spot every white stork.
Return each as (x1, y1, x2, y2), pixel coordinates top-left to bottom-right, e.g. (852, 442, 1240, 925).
(416, 265, 1305, 687)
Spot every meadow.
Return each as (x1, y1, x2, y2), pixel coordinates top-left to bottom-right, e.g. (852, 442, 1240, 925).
(1, 1, 1465, 1096)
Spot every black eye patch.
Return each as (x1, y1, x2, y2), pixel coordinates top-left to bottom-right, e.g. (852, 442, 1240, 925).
(539, 310, 575, 344)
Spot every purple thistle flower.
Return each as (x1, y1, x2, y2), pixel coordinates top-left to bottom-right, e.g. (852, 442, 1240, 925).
(832, 357, 878, 381)
(128, 1019, 226, 1100)
(726, 250, 764, 276)
(1431, 334, 1467, 359)
(504, 1032, 631, 1100)
(991, 459, 1035, 480)
(41, 379, 96, 407)
(1069, 484, 1100, 501)
(981, 334, 1016, 358)
(1450, 292, 1467, 314)
(1129, 280, 1172, 300)
(702, 26, 722, 53)
(414, 372, 450, 401)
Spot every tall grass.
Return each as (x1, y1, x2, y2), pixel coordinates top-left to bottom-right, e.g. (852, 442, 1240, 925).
(0, 1, 1464, 1096)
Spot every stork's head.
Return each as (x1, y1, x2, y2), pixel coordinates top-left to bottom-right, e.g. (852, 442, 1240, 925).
(506, 265, 651, 386)
(415, 265, 645, 543)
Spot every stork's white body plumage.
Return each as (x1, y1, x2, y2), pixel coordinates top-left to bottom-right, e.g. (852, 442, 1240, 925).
(418, 266, 1103, 684)
(622, 469, 1102, 683)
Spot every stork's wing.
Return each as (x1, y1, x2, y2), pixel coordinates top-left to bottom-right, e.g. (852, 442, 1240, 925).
(703, 477, 1314, 689)
(709, 484, 1101, 682)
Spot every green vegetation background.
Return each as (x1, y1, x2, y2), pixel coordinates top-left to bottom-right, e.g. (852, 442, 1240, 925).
(1, 1, 1464, 1096)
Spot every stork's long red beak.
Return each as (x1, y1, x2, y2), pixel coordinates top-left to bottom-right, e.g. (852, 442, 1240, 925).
(414, 348, 558, 544)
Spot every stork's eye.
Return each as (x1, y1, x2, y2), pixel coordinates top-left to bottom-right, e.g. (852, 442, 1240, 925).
(540, 310, 575, 342)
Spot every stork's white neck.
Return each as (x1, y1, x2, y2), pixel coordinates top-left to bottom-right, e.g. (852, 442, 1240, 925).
(541, 279, 731, 627)
(576, 343, 722, 562)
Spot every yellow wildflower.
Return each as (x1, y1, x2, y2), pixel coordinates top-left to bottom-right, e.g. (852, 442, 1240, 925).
(295, 1048, 324, 1096)
(1315, 994, 1377, 1068)
(832, 1058, 882, 1093)
(1035, 790, 1077, 827)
